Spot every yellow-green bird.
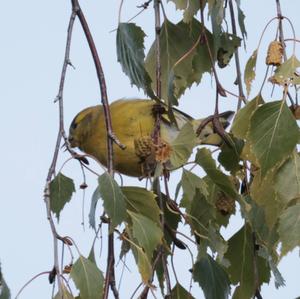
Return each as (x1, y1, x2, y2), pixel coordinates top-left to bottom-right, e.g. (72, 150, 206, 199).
(68, 99, 233, 177)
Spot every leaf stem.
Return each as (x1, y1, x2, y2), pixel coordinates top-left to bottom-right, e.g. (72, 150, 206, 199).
(15, 271, 51, 299)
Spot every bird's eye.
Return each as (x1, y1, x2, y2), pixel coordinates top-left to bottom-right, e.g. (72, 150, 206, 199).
(71, 122, 78, 129)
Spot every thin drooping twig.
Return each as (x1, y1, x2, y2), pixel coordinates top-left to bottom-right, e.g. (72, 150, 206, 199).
(199, 0, 226, 97)
(70, 1, 122, 298)
(43, 7, 77, 292)
(71, 0, 125, 159)
(279, 16, 296, 55)
(117, 0, 124, 24)
(275, 0, 298, 106)
(170, 245, 179, 284)
(170, 237, 195, 294)
(130, 282, 143, 299)
(15, 271, 52, 299)
(110, 0, 153, 33)
(275, 0, 287, 61)
(228, 0, 246, 110)
(284, 38, 300, 44)
(137, 0, 153, 9)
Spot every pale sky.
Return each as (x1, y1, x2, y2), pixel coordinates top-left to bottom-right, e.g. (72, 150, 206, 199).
(1, 1, 300, 298)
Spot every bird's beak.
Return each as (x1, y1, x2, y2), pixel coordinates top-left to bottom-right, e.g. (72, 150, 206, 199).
(68, 136, 76, 148)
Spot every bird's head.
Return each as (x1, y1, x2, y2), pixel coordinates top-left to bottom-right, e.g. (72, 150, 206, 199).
(68, 106, 100, 149)
(197, 110, 235, 145)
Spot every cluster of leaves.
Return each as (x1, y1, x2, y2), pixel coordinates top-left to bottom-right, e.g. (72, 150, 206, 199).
(47, 1, 300, 299)
(117, 3, 242, 107)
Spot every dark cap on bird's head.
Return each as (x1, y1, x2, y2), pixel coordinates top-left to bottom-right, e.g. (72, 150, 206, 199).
(68, 105, 100, 148)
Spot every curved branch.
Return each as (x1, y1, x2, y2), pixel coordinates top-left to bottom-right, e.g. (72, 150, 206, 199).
(228, 0, 246, 109)
(43, 7, 77, 292)
(70, 1, 122, 298)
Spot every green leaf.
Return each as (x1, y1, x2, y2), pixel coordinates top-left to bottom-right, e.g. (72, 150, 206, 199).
(119, 235, 131, 260)
(208, 0, 225, 55)
(53, 285, 74, 299)
(121, 187, 161, 225)
(70, 256, 104, 299)
(196, 148, 238, 199)
(193, 254, 231, 299)
(208, 224, 228, 260)
(244, 50, 258, 96)
(278, 203, 300, 256)
(88, 245, 96, 265)
(98, 173, 126, 230)
(236, 1, 247, 40)
(270, 260, 285, 289)
(0, 265, 11, 299)
(250, 170, 283, 228)
(158, 192, 181, 248)
(208, 0, 224, 28)
(170, 122, 197, 168)
(136, 247, 152, 284)
(224, 225, 270, 299)
(175, 181, 182, 201)
(125, 230, 153, 284)
(88, 186, 100, 230)
(50, 172, 75, 220)
(155, 254, 165, 296)
(170, 283, 196, 299)
(217, 33, 241, 68)
(181, 169, 208, 207)
(272, 55, 300, 85)
(258, 247, 285, 289)
(168, 0, 200, 23)
(274, 151, 300, 203)
(187, 189, 214, 237)
(116, 23, 155, 98)
(167, 0, 190, 10)
(183, 0, 200, 23)
(248, 100, 299, 177)
(243, 196, 270, 242)
(187, 189, 227, 258)
(145, 19, 212, 104)
(204, 176, 233, 227)
(218, 135, 244, 173)
(128, 211, 163, 260)
(231, 94, 264, 139)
